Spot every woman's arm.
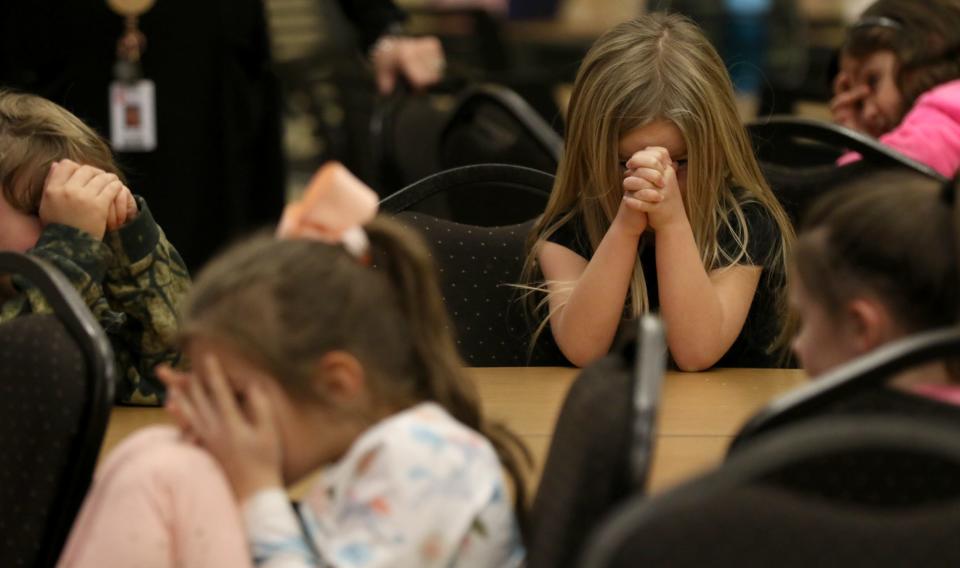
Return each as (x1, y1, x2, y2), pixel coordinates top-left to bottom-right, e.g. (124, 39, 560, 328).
(539, 203, 647, 367)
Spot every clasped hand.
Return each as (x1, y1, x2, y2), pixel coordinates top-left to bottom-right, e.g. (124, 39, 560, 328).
(39, 159, 138, 239)
(616, 146, 687, 235)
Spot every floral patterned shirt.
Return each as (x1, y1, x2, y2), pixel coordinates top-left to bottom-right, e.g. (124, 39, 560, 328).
(243, 402, 524, 568)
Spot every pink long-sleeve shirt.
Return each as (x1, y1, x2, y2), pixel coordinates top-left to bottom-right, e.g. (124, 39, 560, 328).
(839, 78, 960, 177)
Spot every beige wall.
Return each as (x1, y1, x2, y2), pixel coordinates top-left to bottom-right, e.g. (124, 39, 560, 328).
(558, 0, 644, 30)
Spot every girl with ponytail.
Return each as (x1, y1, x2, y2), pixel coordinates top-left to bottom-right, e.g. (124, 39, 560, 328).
(59, 164, 528, 568)
(791, 169, 960, 400)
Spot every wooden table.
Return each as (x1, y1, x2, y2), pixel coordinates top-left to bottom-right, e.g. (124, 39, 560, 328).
(102, 367, 808, 495)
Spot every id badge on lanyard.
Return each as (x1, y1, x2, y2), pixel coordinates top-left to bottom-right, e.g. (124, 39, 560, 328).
(107, 0, 157, 152)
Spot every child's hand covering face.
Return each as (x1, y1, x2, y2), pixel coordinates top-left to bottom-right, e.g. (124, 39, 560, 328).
(831, 51, 904, 138)
(39, 159, 137, 239)
(105, 185, 138, 233)
(158, 355, 284, 501)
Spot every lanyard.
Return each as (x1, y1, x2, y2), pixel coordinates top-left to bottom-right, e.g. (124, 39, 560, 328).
(106, 0, 159, 151)
(106, 0, 157, 81)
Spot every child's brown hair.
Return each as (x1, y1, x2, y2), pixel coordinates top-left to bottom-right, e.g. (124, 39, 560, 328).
(182, 217, 531, 532)
(844, 0, 960, 112)
(794, 170, 958, 336)
(0, 90, 122, 214)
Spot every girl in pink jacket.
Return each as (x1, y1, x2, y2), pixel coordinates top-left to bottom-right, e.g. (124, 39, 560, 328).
(831, 0, 960, 177)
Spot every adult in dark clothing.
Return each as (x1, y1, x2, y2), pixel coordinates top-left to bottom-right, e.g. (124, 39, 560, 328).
(0, 0, 443, 270)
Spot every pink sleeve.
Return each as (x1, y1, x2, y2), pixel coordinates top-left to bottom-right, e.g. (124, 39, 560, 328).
(839, 79, 960, 177)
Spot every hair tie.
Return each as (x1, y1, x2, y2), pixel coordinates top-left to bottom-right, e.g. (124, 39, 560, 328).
(276, 162, 379, 262)
(851, 16, 902, 31)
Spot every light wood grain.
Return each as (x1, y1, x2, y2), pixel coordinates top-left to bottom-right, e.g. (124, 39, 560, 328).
(102, 367, 808, 496)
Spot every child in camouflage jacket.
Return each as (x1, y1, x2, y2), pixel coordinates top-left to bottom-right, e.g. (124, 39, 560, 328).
(0, 90, 189, 405)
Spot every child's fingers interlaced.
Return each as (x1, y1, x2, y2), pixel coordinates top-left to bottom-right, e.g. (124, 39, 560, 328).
(626, 151, 666, 172)
(125, 189, 137, 219)
(106, 185, 136, 231)
(622, 193, 657, 213)
(66, 164, 105, 190)
(95, 180, 123, 212)
(46, 159, 79, 190)
(623, 166, 665, 188)
(623, 171, 664, 192)
(84, 172, 119, 196)
(111, 186, 127, 228)
(105, 182, 126, 230)
(625, 188, 664, 204)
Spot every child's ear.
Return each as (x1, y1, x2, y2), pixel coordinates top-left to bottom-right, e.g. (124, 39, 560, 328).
(310, 351, 366, 404)
(846, 297, 896, 353)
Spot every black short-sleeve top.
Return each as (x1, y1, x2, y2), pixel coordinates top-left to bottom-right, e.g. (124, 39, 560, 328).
(545, 195, 786, 368)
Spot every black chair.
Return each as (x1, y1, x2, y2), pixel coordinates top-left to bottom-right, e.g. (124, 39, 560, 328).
(581, 416, 960, 568)
(729, 326, 960, 454)
(0, 252, 116, 568)
(438, 84, 562, 174)
(381, 163, 554, 227)
(370, 82, 561, 195)
(527, 316, 667, 568)
(748, 116, 948, 223)
(394, 211, 565, 366)
(369, 81, 464, 195)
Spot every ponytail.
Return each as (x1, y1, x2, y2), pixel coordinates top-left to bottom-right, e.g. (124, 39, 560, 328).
(184, 219, 533, 537)
(366, 218, 533, 537)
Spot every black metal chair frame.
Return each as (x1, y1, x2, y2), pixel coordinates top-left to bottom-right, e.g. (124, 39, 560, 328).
(438, 83, 563, 169)
(580, 415, 960, 568)
(730, 326, 960, 453)
(630, 315, 667, 490)
(748, 115, 948, 182)
(0, 252, 116, 568)
(378, 162, 554, 214)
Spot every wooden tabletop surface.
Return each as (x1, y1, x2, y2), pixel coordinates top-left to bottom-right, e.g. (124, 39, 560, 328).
(102, 367, 808, 496)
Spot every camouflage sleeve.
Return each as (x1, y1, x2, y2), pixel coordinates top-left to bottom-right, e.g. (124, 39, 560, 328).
(102, 196, 191, 406)
(0, 223, 117, 323)
(0, 223, 127, 368)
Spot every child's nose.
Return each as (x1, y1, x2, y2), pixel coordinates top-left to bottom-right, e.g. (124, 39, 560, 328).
(861, 98, 884, 130)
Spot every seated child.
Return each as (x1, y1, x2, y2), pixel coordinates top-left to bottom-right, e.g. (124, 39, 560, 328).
(831, 0, 960, 177)
(58, 163, 527, 568)
(522, 13, 795, 370)
(0, 90, 190, 405)
(791, 169, 960, 402)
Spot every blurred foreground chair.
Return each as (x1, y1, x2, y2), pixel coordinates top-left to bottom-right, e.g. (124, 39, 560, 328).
(527, 316, 667, 568)
(582, 416, 960, 568)
(730, 326, 960, 454)
(0, 252, 115, 568)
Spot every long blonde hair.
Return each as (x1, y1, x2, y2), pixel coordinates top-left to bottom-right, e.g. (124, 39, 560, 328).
(522, 13, 796, 359)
